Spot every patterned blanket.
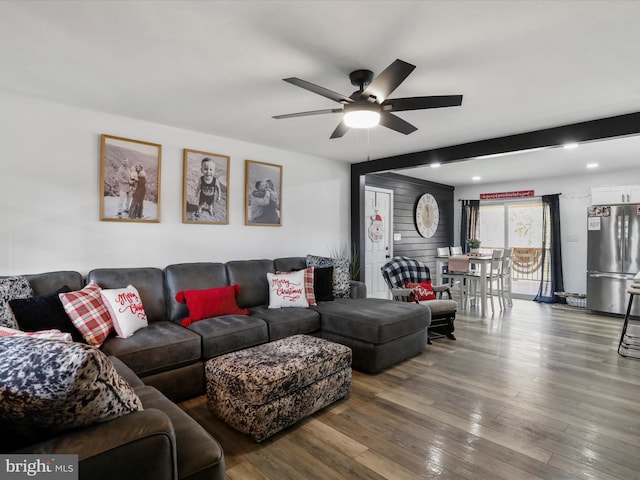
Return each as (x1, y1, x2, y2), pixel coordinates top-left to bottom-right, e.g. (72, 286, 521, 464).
(380, 256, 432, 289)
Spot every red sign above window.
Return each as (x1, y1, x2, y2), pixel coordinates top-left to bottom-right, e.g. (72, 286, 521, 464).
(480, 190, 534, 200)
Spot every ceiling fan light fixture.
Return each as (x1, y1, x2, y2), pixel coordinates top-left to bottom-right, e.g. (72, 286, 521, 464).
(343, 102, 380, 129)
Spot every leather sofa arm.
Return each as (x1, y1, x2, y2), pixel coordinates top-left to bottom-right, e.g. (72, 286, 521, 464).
(20, 409, 177, 480)
(349, 280, 367, 298)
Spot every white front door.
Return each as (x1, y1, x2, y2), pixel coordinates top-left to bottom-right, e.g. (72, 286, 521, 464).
(364, 186, 393, 298)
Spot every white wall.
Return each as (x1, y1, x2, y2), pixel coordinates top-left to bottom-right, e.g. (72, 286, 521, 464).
(0, 91, 350, 275)
(454, 168, 640, 295)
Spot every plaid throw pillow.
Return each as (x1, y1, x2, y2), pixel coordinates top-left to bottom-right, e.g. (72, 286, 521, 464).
(59, 282, 113, 347)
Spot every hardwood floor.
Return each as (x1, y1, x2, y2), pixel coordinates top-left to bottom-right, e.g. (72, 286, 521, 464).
(179, 300, 640, 479)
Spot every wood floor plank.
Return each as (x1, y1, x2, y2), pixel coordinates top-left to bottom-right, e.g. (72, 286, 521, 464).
(179, 299, 640, 479)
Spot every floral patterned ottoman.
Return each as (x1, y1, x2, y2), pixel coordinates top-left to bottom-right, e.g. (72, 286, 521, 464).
(205, 334, 352, 442)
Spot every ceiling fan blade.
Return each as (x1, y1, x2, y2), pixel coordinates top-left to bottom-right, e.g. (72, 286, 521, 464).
(283, 77, 353, 104)
(382, 95, 463, 112)
(273, 108, 342, 119)
(379, 112, 418, 135)
(330, 120, 350, 139)
(359, 59, 415, 103)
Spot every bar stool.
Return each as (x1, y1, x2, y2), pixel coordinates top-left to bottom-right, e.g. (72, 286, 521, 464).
(618, 282, 640, 358)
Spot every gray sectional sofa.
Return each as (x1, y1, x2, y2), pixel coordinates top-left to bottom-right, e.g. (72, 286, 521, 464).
(3, 256, 432, 480)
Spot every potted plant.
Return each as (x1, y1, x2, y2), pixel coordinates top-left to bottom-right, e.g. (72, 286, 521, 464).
(467, 238, 481, 254)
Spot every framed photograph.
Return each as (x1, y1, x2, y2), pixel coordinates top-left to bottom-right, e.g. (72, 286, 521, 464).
(245, 160, 282, 226)
(100, 134, 161, 222)
(183, 149, 230, 224)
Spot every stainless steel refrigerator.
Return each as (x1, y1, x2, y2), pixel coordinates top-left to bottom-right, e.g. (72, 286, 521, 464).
(587, 204, 640, 315)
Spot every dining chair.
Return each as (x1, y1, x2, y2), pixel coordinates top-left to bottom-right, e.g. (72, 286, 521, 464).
(487, 249, 504, 313)
(445, 253, 479, 310)
(466, 249, 503, 314)
(436, 247, 459, 297)
(500, 248, 513, 307)
(450, 245, 463, 255)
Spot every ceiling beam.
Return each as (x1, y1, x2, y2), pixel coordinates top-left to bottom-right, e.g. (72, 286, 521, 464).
(350, 110, 640, 280)
(352, 111, 640, 175)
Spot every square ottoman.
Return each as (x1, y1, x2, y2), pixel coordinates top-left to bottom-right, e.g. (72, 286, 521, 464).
(205, 334, 351, 442)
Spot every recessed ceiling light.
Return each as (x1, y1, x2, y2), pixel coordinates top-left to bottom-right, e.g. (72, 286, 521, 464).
(564, 142, 579, 149)
(430, 162, 441, 168)
(472, 176, 482, 181)
(586, 163, 599, 169)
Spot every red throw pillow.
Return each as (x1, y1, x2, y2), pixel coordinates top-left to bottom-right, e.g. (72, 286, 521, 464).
(175, 285, 249, 327)
(404, 280, 437, 302)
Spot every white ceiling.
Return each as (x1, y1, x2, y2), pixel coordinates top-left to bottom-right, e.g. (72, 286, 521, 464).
(2, 0, 640, 186)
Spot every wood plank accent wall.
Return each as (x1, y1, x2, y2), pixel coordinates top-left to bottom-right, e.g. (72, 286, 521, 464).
(365, 172, 455, 267)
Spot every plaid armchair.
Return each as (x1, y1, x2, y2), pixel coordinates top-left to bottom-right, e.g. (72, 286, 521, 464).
(381, 256, 457, 340)
(380, 256, 452, 301)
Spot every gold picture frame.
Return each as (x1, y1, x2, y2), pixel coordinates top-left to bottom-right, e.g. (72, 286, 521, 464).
(100, 134, 161, 222)
(245, 160, 282, 226)
(182, 149, 230, 224)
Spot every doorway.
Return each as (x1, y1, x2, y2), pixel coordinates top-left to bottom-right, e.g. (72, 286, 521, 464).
(364, 186, 393, 298)
(478, 199, 544, 298)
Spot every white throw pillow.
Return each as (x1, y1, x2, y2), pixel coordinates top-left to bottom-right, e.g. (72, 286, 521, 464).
(100, 285, 148, 338)
(267, 270, 309, 308)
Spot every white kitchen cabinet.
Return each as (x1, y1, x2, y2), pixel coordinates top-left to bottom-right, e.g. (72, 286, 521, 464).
(591, 185, 640, 204)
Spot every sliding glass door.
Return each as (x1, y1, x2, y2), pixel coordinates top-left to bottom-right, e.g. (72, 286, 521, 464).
(478, 200, 545, 298)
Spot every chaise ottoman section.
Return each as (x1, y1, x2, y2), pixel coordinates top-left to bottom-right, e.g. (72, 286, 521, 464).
(313, 297, 431, 373)
(205, 334, 351, 442)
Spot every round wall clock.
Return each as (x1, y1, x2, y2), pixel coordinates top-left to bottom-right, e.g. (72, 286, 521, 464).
(415, 193, 440, 238)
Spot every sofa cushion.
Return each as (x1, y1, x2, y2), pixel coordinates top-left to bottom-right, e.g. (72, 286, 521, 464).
(59, 282, 113, 347)
(9, 286, 86, 343)
(164, 262, 230, 324)
(175, 285, 249, 327)
(267, 271, 309, 308)
(249, 305, 320, 341)
(273, 257, 307, 272)
(87, 268, 167, 324)
(0, 336, 143, 449)
(0, 276, 33, 329)
(24, 271, 84, 296)
(313, 298, 430, 345)
(225, 259, 275, 308)
(101, 285, 149, 338)
(187, 315, 268, 359)
(306, 255, 350, 299)
(101, 321, 201, 377)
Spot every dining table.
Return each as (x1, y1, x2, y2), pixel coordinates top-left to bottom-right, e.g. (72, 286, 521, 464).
(435, 254, 493, 317)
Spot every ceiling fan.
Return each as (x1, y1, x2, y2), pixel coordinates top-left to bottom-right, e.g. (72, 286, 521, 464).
(273, 59, 463, 139)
